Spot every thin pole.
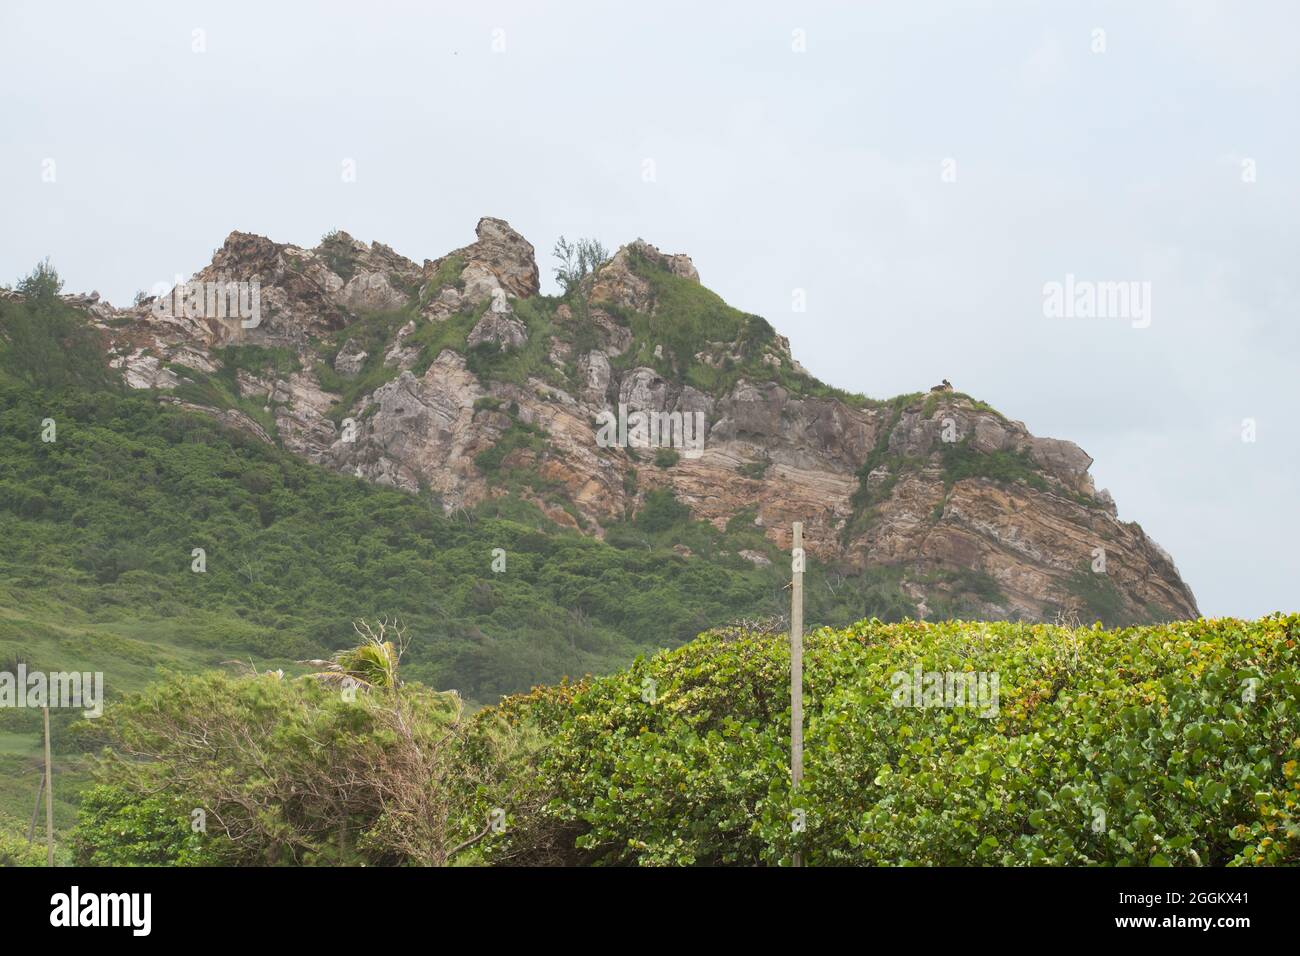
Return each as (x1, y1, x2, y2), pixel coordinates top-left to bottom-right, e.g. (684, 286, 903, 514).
(791, 522, 804, 867)
(27, 771, 45, 844)
(43, 705, 54, 866)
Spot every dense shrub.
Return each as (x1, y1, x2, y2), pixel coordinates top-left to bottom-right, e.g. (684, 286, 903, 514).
(478, 615, 1300, 866)
(74, 670, 524, 866)
(72, 616, 1300, 867)
(0, 827, 48, 867)
(0, 264, 118, 392)
(73, 786, 222, 866)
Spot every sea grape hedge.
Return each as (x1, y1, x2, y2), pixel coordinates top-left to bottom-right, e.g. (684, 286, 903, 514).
(476, 615, 1300, 866)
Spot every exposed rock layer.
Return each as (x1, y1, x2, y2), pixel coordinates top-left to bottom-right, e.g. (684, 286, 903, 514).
(84, 219, 1198, 623)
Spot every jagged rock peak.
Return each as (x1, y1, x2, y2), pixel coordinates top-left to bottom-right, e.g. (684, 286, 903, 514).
(206, 230, 284, 275)
(620, 238, 700, 283)
(424, 216, 539, 301)
(587, 239, 699, 314)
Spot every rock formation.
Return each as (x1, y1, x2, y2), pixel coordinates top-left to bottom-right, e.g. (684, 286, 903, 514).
(81, 217, 1197, 623)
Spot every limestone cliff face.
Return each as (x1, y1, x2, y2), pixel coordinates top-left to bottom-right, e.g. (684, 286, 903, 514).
(88, 218, 1198, 623)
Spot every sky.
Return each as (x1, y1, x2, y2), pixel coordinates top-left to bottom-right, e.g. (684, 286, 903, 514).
(1, 1, 1295, 617)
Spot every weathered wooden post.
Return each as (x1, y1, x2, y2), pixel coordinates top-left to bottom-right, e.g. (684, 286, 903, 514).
(43, 705, 54, 866)
(791, 522, 804, 866)
(27, 771, 45, 845)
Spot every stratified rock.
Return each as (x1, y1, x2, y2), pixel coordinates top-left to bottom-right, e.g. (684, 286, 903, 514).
(467, 298, 528, 351)
(334, 339, 368, 378)
(1026, 436, 1094, 487)
(338, 271, 408, 312)
(578, 349, 611, 398)
(424, 217, 539, 304)
(82, 217, 1199, 625)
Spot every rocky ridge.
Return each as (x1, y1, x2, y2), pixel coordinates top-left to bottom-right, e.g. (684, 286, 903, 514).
(81, 217, 1198, 624)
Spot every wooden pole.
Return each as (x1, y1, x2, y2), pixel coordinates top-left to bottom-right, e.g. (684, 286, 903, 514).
(791, 522, 804, 867)
(43, 705, 54, 867)
(27, 771, 45, 844)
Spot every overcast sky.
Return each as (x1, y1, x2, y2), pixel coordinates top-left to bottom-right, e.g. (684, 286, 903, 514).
(1, 1, 1295, 618)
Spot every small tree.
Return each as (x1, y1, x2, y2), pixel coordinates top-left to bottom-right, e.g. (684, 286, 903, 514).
(1, 260, 116, 392)
(16, 257, 62, 302)
(552, 236, 610, 295)
(79, 630, 532, 866)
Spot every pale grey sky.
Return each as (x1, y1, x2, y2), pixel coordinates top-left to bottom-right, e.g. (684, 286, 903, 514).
(2, 1, 1295, 617)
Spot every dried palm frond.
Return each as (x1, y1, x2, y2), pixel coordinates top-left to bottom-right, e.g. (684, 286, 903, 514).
(300, 617, 408, 692)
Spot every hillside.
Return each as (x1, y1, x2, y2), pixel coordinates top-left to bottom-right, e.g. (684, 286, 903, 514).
(0, 234, 1201, 846)
(70, 217, 1194, 623)
(0, 277, 930, 833)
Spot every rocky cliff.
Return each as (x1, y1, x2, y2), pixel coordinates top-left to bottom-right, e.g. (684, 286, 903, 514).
(84, 217, 1197, 624)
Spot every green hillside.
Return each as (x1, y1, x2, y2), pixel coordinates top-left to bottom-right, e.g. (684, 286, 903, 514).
(0, 275, 922, 837)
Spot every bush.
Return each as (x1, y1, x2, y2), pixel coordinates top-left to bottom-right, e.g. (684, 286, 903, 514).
(73, 785, 222, 866)
(0, 262, 118, 391)
(653, 448, 679, 469)
(478, 615, 1300, 866)
(941, 438, 1046, 492)
(75, 670, 523, 866)
(552, 236, 610, 294)
(635, 488, 690, 533)
(0, 828, 48, 867)
(16, 257, 63, 300)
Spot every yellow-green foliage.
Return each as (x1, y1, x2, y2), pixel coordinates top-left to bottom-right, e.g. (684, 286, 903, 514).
(478, 615, 1300, 866)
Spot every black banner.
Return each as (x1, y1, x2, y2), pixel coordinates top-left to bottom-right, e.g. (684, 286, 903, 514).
(0, 865, 1273, 942)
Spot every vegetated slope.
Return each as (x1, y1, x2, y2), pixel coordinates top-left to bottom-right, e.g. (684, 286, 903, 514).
(84, 218, 1197, 624)
(0, 273, 1011, 836)
(0, 380, 772, 702)
(0, 286, 921, 706)
(0, 279, 882, 837)
(480, 615, 1300, 866)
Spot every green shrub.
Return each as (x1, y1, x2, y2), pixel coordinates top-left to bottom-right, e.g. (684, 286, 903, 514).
(74, 671, 511, 866)
(635, 488, 690, 533)
(72, 785, 223, 866)
(653, 448, 680, 468)
(941, 438, 1046, 492)
(0, 827, 48, 867)
(479, 615, 1300, 867)
(0, 262, 118, 392)
(319, 231, 357, 281)
(1065, 568, 1128, 627)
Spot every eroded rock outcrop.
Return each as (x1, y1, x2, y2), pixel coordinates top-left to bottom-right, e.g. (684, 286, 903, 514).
(81, 218, 1199, 624)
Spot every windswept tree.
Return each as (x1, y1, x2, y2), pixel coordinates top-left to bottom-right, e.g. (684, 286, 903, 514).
(75, 619, 535, 866)
(551, 236, 610, 296)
